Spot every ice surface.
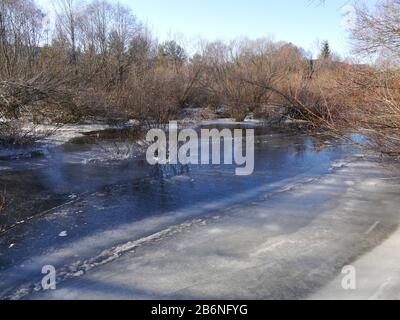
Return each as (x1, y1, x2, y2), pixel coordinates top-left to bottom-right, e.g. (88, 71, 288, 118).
(5, 158, 399, 300)
(1, 123, 400, 300)
(309, 225, 400, 300)
(34, 124, 112, 145)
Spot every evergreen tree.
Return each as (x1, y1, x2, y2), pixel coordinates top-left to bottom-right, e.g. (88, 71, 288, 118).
(320, 40, 331, 59)
(159, 41, 186, 64)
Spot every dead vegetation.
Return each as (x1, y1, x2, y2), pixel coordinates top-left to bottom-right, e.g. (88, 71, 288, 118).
(339, 0, 400, 156)
(0, 0, 400, 156)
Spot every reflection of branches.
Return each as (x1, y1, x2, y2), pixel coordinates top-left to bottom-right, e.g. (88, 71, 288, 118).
(89, 127, 148, 162)
(150, 163, 190, 180)
(0, 189, 5, 212)
(0, 189, 7, 233)
(96, 140, 149, 162)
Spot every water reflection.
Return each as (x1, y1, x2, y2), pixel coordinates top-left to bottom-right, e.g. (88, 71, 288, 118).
(0, 125, 355, 272)
(0, 127, 349, 231)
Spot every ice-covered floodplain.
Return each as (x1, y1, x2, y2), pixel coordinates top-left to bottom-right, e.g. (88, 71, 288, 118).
(0, 122, 400, 300)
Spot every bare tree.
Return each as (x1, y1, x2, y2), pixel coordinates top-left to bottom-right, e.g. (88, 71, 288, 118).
(0, 0, 44, 78)
(351, 1, 400, 58)
(54, 0, 81, 66)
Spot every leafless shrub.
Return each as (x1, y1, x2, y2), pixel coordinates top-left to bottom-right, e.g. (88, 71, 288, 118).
(335, 65, 400, 155)
(0, 75, 82, 145)
(335, 0, 400, 155)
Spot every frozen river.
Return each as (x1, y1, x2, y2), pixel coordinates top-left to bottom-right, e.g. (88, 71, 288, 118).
(0, 122, 400, 299)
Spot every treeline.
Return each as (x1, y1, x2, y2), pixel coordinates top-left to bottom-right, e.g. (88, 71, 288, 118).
(1, 0, 400, 156)
(0, 0, 345, 127)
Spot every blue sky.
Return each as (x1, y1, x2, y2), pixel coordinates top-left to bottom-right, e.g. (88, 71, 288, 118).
(37, 0, 377, 57)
